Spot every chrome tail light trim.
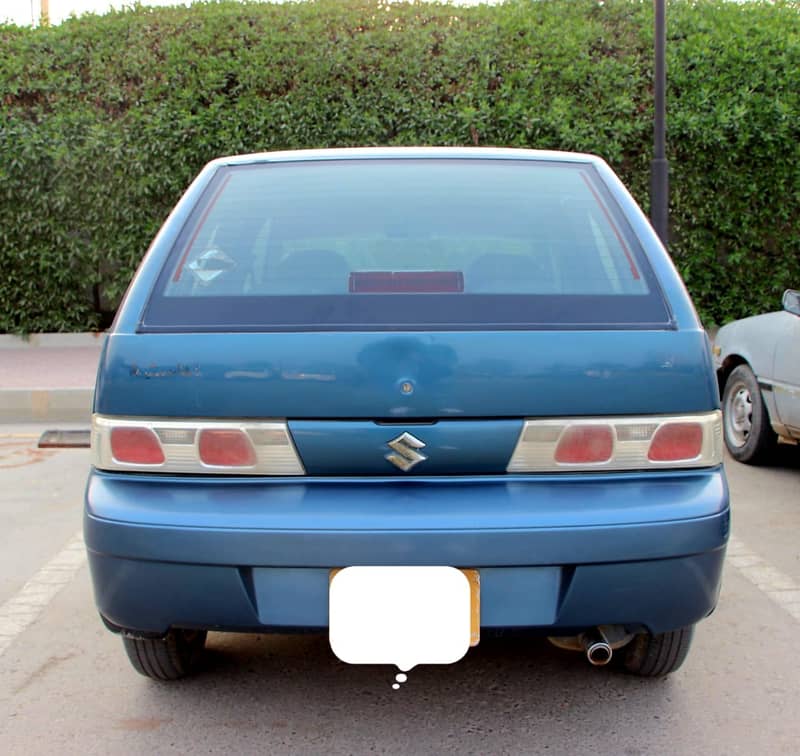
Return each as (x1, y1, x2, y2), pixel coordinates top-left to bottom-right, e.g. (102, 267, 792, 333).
(507, 411, 723, 472)
(92, 415, 305, 475)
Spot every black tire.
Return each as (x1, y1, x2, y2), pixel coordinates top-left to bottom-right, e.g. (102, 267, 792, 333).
(122, 630, 207, 681)
(622, 625, 694, 677)
(722, 364, 775, 464)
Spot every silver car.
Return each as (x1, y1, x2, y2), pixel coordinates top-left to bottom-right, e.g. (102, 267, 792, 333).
(715, 290, 800, 462)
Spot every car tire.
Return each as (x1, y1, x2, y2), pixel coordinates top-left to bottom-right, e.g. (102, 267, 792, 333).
(722, 364, 775, 464)
(122, 629, 207, 680)
(621, 625, 694, 677)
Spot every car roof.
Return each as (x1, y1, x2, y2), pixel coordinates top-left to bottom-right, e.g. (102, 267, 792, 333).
(209, 146, 605, 169)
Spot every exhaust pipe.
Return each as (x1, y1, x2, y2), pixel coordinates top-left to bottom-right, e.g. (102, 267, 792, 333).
(582, 628, 613, 666)
(549, 626, 633, 665)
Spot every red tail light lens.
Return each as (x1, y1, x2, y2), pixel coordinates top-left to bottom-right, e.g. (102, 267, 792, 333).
(110, 427, 165, 465)
(555, 425, 614, 464)
(198, 429, 257, 467)
(648, 423, 703, 462)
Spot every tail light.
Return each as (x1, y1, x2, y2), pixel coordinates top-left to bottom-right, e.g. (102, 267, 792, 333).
(507, 412, 722, 472)
(198, 429, 257, 467)
(554, 425, 614, 464)
(110, 427, 165, 466)
(92, 416, 305, 475)
(647, 423, 704, 462)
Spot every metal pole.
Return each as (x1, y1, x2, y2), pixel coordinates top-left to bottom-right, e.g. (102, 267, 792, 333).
(651, 0, 669, 247)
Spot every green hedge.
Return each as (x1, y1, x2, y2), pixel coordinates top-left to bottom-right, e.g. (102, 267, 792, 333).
(1, 0, 798, 332)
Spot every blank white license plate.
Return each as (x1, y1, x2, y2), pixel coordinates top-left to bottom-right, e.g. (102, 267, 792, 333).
(328, 566, 480, 671)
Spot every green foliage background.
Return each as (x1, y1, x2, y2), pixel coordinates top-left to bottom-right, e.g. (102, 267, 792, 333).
(1, 0, 798, 332)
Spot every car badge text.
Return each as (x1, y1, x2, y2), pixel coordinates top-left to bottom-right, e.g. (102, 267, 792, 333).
(386, 432, 427, 472)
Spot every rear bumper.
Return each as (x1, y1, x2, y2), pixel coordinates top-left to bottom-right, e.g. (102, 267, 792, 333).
(84, 468, 729, 636)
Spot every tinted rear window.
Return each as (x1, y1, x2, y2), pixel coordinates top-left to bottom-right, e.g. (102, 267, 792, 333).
(143, 159, 671, 331)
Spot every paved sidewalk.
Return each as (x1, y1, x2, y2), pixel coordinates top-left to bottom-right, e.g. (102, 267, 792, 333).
(0, 334, 104, 424)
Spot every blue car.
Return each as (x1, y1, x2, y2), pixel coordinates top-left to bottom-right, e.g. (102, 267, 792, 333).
(85, 148, 728, 680)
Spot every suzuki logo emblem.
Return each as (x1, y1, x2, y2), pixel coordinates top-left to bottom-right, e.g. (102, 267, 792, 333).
(385, 432, 427, 472)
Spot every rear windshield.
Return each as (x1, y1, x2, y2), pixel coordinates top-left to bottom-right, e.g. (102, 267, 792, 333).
(143, 159, 671, 331)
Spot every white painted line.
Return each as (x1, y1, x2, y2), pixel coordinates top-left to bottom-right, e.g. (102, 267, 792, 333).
(728, 535, 800, 623)
(0, 531, 86, 658)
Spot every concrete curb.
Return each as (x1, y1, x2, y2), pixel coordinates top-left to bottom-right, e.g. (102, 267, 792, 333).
(0, 389, 93, 424)
(0, 333, 101, 424)
(0, 333, 106, 349)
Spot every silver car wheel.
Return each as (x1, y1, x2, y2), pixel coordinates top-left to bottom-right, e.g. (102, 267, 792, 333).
(725, 382, 752, 448)
(721, 363, 775, 463)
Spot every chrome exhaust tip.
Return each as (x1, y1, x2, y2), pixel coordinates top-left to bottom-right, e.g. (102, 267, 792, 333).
(548, 625, 632, 666)
(583, 629, 613, 666)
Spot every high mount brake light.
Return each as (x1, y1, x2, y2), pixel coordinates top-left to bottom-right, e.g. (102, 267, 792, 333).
(349, 271, 464, 293)
(93, 416, 305, 475)
(507, 412, 722, 473)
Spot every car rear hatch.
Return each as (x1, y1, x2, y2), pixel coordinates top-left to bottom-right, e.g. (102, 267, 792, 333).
(94, 155, 719, 477)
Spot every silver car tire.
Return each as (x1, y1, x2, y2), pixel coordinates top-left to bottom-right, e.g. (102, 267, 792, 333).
(722, 364, 775, 464)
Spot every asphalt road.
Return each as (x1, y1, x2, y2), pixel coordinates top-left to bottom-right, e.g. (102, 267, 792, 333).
(1, 426, 798, 755)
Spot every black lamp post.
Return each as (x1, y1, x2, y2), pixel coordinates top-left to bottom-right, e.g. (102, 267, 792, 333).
(651, 0, 669, 247)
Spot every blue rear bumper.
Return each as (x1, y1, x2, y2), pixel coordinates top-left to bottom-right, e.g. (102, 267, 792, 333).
(84, 468, 729, 636)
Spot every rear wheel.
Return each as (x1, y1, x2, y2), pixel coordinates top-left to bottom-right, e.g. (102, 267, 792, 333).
(122, 629, 207, 680)
(722, 364, 775, 463)
(622, 625, 694, 677)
